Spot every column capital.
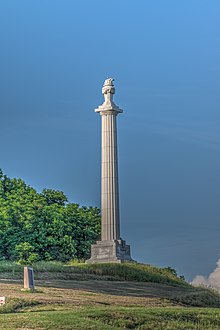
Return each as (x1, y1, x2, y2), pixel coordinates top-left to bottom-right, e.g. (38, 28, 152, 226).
(95, 78, 123, 115)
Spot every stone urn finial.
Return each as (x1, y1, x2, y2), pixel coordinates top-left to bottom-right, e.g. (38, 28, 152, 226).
(95, 78, 122, 114)
(102, 78, 115, 100)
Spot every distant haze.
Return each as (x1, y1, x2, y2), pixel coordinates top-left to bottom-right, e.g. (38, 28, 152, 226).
(0, 1, 220, 280)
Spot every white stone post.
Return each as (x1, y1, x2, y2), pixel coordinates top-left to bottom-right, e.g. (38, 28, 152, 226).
(23, 267, 35, 291)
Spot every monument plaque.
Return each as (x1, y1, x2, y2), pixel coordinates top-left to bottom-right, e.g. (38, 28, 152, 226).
(87, 78, 133, 263)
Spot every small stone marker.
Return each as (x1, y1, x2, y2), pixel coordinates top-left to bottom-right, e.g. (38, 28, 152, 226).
(24, 267, 35, 291)
(0, 297, 5, 305)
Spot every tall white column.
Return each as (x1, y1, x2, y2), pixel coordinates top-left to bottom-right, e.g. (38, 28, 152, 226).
(87, 78, 133, 263)
(101, 112, 120, 240)
(95, 78, 123, 241)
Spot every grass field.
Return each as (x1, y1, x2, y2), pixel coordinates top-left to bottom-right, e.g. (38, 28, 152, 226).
(0, 262, 220, 329)
(0, 261, 189, 286)
(1, 305, 220, 329)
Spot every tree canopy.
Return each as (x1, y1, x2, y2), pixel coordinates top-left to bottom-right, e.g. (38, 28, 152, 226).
(0, 170, 101, 264)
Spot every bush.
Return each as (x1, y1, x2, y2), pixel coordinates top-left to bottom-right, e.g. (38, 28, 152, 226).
(15, 242, 39, 265)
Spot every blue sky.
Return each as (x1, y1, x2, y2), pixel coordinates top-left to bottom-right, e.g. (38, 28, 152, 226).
(0, 1, 220, 280)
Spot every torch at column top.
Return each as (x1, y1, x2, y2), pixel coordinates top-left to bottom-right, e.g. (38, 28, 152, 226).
(95, 78, 123, 114)
(102, 78, 115, 95)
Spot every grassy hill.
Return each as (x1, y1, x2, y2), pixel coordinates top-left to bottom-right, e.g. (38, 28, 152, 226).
(0, 261, 188, 285)
(0, 261, 220, 329)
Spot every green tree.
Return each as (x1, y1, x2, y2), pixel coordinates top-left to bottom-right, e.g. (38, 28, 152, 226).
(41, 188, 68, 206)
(0, 169, 101, 262)
(15, 242, 39, 265)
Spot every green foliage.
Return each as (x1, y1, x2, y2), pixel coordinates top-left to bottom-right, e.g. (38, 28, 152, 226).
(171, 287, 220, 307)
(0, 169, 101, 262)
(41, 188, 68, 205)
(86, 307, 220, 330)
(76, 263, 189, 287)
(1, 304, 220, 329)
(0, 298, 40, 314)
(0, 260, 188, 286)
(0, 261, 23, 273)
(163, 266, 178, 277)
(15, 242, 39, 265)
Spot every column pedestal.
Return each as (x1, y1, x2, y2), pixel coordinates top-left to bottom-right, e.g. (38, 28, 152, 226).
(88, 240, 132, 263)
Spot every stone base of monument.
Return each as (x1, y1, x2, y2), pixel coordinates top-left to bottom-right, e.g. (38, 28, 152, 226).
(87, 239, 134, 263)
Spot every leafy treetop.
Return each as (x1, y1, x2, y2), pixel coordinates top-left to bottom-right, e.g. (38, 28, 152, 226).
(0, 169, 101, 264)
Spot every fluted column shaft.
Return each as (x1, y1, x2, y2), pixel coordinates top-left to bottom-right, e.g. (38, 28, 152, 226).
(101, 111, 120, 241)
